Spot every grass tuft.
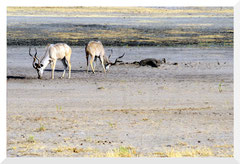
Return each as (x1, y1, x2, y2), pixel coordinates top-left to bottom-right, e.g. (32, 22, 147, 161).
(27, 135, 35, 143)
(153, 147, 214, 157)
(218, 81, 223, 93)
(36, 124, 46, 132)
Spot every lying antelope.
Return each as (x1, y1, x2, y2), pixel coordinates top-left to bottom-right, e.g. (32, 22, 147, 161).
(85, 41, 125, 73)
(29, 43, 72, 79)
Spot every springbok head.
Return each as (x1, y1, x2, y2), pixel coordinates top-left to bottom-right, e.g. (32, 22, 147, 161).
(105, 50, 125, 70)
(29, 47, 43, 79)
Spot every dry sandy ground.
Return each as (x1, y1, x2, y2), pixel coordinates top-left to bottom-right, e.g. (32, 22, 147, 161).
(7, 46, 233, 157)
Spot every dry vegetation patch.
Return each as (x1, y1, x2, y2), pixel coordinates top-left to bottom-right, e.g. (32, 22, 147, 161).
(7, 7, 233, 18)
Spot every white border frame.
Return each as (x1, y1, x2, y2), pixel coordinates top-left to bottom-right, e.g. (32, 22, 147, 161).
(3, 0, 240, 7)
(234, 0, 240, 162)
(0, 2, 7, 164)
(1, 0, 239, 164)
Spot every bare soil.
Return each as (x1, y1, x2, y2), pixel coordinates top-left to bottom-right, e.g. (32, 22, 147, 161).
(6, 7, 233, 157)
(7, 46, 233, 157)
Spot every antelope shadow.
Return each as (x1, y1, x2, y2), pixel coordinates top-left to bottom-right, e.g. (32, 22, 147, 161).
(44, 69, 85, 73)
(7, 76, 26, 79)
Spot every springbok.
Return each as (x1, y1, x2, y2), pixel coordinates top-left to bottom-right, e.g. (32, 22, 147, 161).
(29, 43, 72, 79)
(85, 41, 125, 73)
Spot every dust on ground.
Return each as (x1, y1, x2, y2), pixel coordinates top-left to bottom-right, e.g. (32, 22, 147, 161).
(7, 46, 233, 157)
(7, 7, 233, 157)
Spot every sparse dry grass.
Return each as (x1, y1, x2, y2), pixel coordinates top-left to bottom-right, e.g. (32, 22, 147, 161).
(48, 29, 141, 40)
(198, 35, 225, 39)
(7, 80, 233, 157)
(7, 7, 233, 18)
(27, 135, 35, 143)
(165, 30, 198, 34)
(89, 146, 138, 157)
(8, 124, 233, 157)
(152, 147, 214, 157)
(35, 124, 46, 132)
(7, 7, 233, 47)
(52, 146, 85, 153)
(41, 28, 232, 47)
(178, 23, 213, 27)
(83, 145, 232, 157)
(164, 106, 212, 111)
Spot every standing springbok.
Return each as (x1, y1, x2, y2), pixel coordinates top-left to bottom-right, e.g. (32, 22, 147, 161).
(29, 43, 72, 79)
(85, 41, 125, 73)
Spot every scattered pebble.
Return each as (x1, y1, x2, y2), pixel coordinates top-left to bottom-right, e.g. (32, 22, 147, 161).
(97, 87, 105, 90)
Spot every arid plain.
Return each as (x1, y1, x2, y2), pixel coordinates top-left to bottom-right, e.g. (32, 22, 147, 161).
(7, 7, 233, 157)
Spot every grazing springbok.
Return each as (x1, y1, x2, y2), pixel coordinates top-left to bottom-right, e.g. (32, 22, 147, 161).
(29, 43, 72, 79)
(85, 41, 125, 73)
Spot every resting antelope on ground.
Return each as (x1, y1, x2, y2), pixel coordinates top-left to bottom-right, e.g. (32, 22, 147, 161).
(29, 43, 72, 79)
(85, 41, 125, 73)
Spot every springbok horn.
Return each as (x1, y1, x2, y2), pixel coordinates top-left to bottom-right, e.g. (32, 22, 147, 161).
(34, 47, 41, 66)
(111, 53, 125, 65)
(29, 47, 37, 69)
(108, 49, 113, 59)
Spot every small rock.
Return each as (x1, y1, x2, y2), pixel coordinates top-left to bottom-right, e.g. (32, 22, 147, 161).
(208, 138, 214, 142)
